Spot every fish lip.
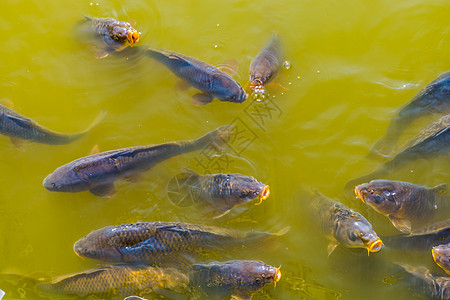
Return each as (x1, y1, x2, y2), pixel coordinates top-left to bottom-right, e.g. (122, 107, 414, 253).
(367, 239, 383, 254)
(255, 185, 270, 205)
(354, 186, 366, 204)
(274, 266, 281, 286)
(73, 247, 85, 260)
(127, 30, 140, 44)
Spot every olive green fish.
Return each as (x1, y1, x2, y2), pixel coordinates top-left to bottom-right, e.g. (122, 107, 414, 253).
(73, 221, 286, 264)
(35, 265, 188, 299)
(0, 103, 105, 149)
(190, 260, 281, 300)
(382, 219, 450, 251)
(249, 33, 283, 91)
(355, 180, 448, 233)
(432, 243, 450, 276)
(369, 71, 450, 159)
(346, 114, 450, 189)
(167, 169, 270, 218)
(308, 189, 383, 255)
(145, 47, 247, 105)
(43, 126, 232, 197)
(83, 16, 140, 59)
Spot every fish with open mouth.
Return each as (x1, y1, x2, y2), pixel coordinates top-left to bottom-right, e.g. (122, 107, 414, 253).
(145, 47, 247, 105)
(308, 189, 383, 255)
(190, 260, 281, 300)
(167, 169, 270, 218)
(43, 126, 233, 197)
(354, 180, 448, 233)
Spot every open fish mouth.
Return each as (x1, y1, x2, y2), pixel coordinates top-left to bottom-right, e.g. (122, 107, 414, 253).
(73, 248, 85, 260)
(127, 30, 140, 44)
(354, 186, 366, 203)
(366, 239, 383, 254)
(256, 185, 270, 205)
(274, 266, 282, 287)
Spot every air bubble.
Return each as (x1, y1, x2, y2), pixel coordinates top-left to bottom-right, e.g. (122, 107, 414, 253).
(283, 61, 291, 69)
(251, 88, 266, 102)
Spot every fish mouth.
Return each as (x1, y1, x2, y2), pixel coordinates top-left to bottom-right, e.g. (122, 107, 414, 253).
(274, 266, 282, 287)
(256, 185, 270, 205)
(127, 30, 140, 44)
(249, 79, 263, 90)
(354, 186, 366, 203)
(432, 247, 438, 262)
(366, 239, 383, 254)
(73, 247, 85, 260)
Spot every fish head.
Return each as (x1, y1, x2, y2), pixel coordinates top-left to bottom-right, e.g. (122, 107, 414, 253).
(43, 164, 90, 193)
(228, 174, 270, 205)
(335, 211, 383, 254)
(216, 260, 281, 288)
(212, 75, 248, 103)
(355, 180, 404, 216)
(432, 244, 450, 274)
(73, 226, 123, 262)
(109, 22, 140, 47)
(249, 70, 272, 90)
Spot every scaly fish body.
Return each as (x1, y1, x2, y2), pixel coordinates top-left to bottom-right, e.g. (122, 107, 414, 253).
(346, 114, 450, 188)
(167, 170, 270, 217)
(43, 126, 232, 197)
(85, 16, 140, 58)
(73, 221, 277, 264)
(0, 104, 103, 146)
(382, 219, 450, 250)
(400, 265, 449, 300)
(432, 243, 450, 275)
(370, 72, 450, 158)
(35, 265, 188, 299)
(145, 47, 247, 105)
(355, 180, 448, 233)
(249, 33, 282, 89)
(190, 260, 281, 300)
(309, 190, 382, 255)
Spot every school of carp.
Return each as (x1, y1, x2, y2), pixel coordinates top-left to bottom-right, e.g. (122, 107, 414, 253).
(0, 14, 449, 300)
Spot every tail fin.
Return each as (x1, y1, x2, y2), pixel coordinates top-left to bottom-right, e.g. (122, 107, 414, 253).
(242, 226, 290, 252)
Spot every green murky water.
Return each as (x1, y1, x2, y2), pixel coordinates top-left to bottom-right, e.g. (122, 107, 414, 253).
(1, 0, 449, 299)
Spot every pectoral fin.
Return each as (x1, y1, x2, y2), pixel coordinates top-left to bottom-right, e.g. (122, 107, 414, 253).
(95, 48, 115, 59)
(267, 81, 288, 92)
(10, 137, 25, 151)
(389, 216, 411, 234)
(212, 207, 233, 219)
(124, 173, 144, 183)
(192, 93, 214, 106)
(90, 183, 116, 197)
(231, 290, 252, 300)
(175, 80, 191, 91)
(89, 144, 100, 155)
(327, 241, 339, 256)
(432, 184, 447, 194)
(0, 99, 14, 109)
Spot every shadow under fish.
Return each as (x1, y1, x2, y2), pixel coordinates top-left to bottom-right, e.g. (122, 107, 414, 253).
(43, 125, 233, 197)
(0, 101, 106, 150)
(145, 47, 247, 105)
(167, 169, 270, 218)
(346, 114, 450, 190)
(368, 71, 450, 159)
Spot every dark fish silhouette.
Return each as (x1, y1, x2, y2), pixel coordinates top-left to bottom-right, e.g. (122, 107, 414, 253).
(398, 265, 449, 300)
(249, 33, 283, 91)
(382, 219, 450, 251)
(167, 169, 270, 218)
(355, 180, 448, 233)
(0, 102, 105, 149)
(432, 243, 450, 275)
(43, 126, 232, 197)
(82, 16, 140, 59)
(190, 260, 281, 300)
(145, 47, 247, 105)
(73, 221, 287, 264)
(308, 189, 383, 255)
(35, 265, 188, 299)
(346, 114, 450, 189)
(369, 72, 450, 159)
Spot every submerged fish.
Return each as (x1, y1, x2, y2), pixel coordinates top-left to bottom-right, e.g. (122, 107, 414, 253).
(399, 265, 449, 300)
(145, 47, 247, 105)
(0, 103, 105, 149)
(382, 219, 450, 251)
(432, 243, 450, 275)
(249, 33, 283, 91)
(369, 72, 450, 159)
(74, 221, 286, 264)
(167, 169, 270, 218)
(43, 126, 232, 197)
(190, 260, 281, 300)
(35, 265, 188, 299)
(355, 180, 448, 233)
(308, 189, 383, 255)
(83, 16, 140, 59)
(346, 114, 450, 188)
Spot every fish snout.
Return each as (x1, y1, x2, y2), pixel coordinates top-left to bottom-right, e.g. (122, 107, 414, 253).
(128, 30, 140, 45)
(250, 78, 263, 89)
(354, 185, 368, 203)
(256, 185, 270, 205)
(43, 175, 60, 191)
(274, 266, 282, 286)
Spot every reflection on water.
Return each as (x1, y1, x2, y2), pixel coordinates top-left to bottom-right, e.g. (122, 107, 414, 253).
(0, 0, 449, 299)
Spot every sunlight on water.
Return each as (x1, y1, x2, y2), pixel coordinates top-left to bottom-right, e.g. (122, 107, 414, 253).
(0, 0, 449, 299)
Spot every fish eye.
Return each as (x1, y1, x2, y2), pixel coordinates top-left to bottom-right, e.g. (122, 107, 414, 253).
(51, 183, 56, 189)
(349, 232, 358, 241)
